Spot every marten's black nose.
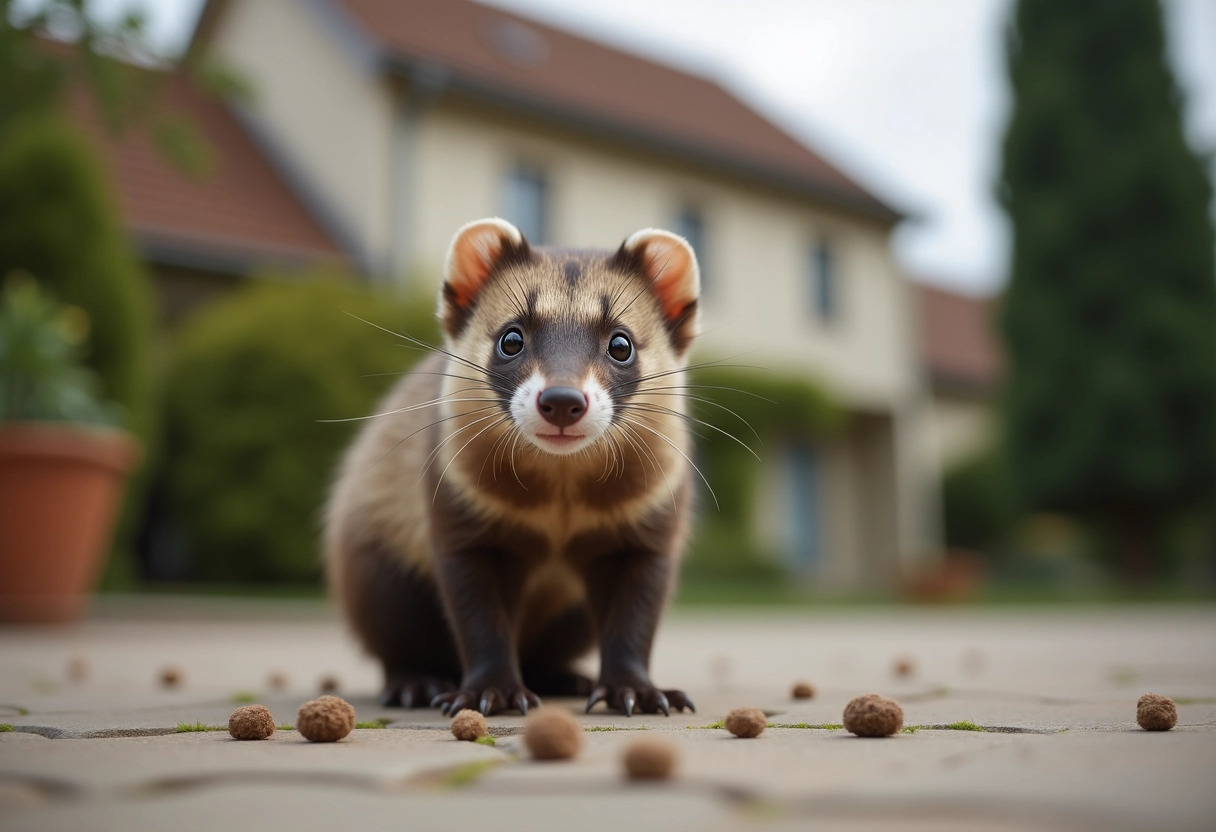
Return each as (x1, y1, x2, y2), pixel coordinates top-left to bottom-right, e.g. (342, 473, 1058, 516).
(538, 387, 587, 427)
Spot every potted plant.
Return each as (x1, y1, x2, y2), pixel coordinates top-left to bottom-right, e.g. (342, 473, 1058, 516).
(0, 275, 140, 623)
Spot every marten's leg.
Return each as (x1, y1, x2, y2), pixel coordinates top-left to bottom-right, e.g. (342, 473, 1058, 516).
(581, 547, 694, 717)
(520, 604, 595, 697)
(335, 540, 460, 707)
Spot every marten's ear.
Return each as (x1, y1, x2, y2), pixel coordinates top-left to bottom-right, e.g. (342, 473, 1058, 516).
(439, 218, 529, 337)
(616, 228, 700, 352)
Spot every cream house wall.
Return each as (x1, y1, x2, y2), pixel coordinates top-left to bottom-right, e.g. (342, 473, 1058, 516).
(209, 0, 397, 271)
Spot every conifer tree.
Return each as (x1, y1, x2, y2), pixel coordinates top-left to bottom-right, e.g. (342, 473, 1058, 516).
(998, 0, 1216, 579)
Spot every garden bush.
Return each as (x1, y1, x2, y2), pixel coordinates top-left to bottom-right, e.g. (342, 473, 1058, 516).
(679, 364, 842, 588)
(941, 445, 1017, 553)
(162, 278, 438, 584)
(0, 117, 154, 438)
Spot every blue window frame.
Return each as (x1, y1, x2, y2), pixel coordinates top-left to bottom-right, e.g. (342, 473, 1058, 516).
(672, 205, 708, 293)
(502, 165, 548, 244)
(811, 240, 837, 321)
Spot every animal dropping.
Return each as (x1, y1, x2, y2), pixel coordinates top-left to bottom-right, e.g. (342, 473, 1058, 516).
(228, 705, 275, 740)
(843, 693, 904, 737)
(297, 695, 355, 743)
(724, 707, 766, 738)
(523, 706, 583, 760)
(791, 681, 815, 699)
(326, 219, 702, 717)
(450, 709, 489, 741)
(622, 738, 677, 780)
(1136, 693, 1177, 731)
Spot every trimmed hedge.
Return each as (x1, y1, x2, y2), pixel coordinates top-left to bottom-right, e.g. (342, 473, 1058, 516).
(942, 445, 1017, 552)
(162, 278, 438, 583)
(681, 364, 842, 585)
(0, 117, 154, 438)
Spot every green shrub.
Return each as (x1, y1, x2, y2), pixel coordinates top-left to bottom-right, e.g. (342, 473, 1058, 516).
(678, 364, 842, 591)
(942, 445, 1017, 552)
(0, 276, 118, 424)
(0, 117, 154, 438)
(686, 364, 842, 525)
(163, 278, 438, 583)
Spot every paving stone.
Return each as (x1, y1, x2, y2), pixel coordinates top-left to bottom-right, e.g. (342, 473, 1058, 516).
(0, 603, 1213, 832)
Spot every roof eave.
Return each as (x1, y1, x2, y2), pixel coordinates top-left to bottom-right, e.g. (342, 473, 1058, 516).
(134, 229, 348, 277)
(385, 55, 904, 227)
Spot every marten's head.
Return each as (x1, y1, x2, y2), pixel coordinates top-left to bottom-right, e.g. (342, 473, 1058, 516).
(438, 218, 700, 459)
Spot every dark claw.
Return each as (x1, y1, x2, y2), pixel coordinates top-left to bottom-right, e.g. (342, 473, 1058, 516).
(515, 692, 530, 715)
(655, 691, 670, 717)
(622, 688, 636, 717)
(479, 695, 493, 715)
(585, 685, 609, 714)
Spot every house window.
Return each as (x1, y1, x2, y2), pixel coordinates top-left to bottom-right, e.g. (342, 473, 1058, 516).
(672, 204, 708, 294)
(779, 442, 822, 573)
(502, 164, 548, 244)
(811, 239, 837, 321)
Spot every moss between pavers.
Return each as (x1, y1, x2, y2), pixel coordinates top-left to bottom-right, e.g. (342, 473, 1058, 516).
(687, 720, 725, 730)
(441, 760, 501, 788)
(768, 722, 844, 730)
(474, 735, 496, 746)
(175, 722, 224, 733)
(230, 691, 258, 704)
(354, 721, 386, 729)
(0, 724, 13, 732)
(585, 725, 649, 732)
(902, 721, 987, 733)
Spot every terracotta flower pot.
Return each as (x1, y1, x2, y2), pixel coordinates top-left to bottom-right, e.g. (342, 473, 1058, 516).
(0, 422, 140, 623)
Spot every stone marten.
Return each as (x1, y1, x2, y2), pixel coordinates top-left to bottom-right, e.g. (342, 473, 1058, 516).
(325, 218, 700, 716)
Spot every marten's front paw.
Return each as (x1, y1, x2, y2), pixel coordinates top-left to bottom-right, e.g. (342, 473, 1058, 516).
(380, 674, 455, 708)
(585, 683, 695, 717)
(432, 684, 541, 716)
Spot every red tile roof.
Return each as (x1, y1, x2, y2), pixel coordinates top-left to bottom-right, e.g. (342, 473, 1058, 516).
(196, 0, 897, 222)
(64, 65, 346, 269)
(915, 283, 1003, 392)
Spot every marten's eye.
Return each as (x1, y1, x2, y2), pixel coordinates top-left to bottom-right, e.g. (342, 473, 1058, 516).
(498, 327, 524, 358)
(607, 332, 634, 364)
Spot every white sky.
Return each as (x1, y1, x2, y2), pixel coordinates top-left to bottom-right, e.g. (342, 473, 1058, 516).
(77, 0, 1216, 296)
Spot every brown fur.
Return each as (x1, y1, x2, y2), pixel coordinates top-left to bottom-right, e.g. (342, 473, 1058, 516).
(325, 221, 699, 715)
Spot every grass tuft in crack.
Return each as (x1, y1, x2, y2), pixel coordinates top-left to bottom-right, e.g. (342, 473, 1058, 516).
(945, 720, 986, 732)
(276, 723, 293, 731)
(231, 691, 258, 704)
(585, 725, 649, 732)
(354, 721, 386, 729)
(0, 724, 13, 732)
(441, 760, 500, 787)
(687, 720, 725, 730)
(175, 722, 223, 733)
(769, 722, 843, 730)
(474, 735, 496, 746)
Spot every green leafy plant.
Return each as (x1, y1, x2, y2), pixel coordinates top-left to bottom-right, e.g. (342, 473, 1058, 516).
(0, 276, 117, 425)
(162, 277, 439, 584)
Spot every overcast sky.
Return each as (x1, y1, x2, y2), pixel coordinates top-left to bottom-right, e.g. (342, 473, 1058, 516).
(76, 0, 1216, 296)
